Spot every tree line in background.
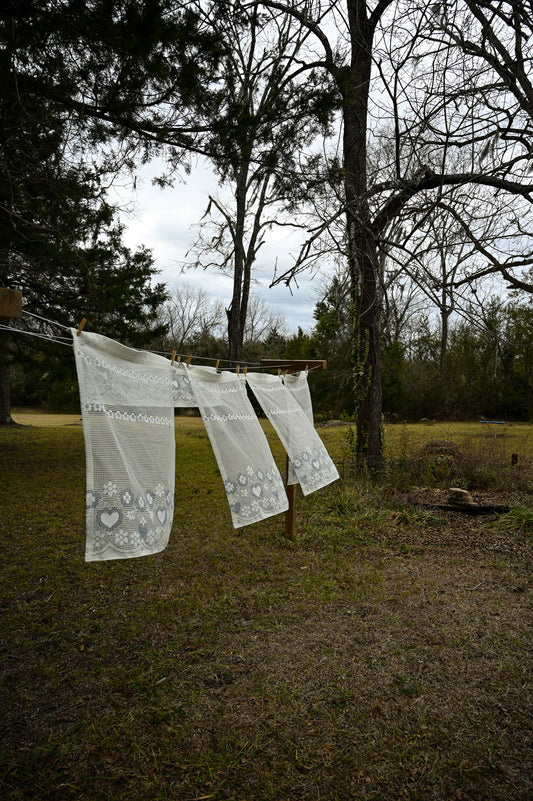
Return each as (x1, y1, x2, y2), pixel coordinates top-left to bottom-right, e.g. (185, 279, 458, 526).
(13, 276, 532, 424)
(160, 277, 533, 424)
(292, 278, 533, 424)
(1, 1, 532, 461)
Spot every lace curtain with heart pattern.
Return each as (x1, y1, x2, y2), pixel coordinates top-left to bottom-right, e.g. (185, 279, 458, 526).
(73, 330, 175, 562)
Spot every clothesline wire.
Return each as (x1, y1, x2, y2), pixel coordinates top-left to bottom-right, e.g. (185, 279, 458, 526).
(22, 309, 72, 332)
(149, 348, 263, 367)
(156, 351, 322, 372)
(4, 318, 322, 372)
(19, 310, 283, 368)
(0, 324, 72, 346)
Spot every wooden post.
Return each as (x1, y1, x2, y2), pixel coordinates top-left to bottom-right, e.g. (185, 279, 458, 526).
(260, 358, 327, 540)
(285, 454, 297, 541)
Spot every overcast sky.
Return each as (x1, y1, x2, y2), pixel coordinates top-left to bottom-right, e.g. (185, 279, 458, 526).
(110, 159, 323, 334)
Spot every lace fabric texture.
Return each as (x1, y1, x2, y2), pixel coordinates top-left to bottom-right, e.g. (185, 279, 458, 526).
(283, 371, 314, 422)
(73, 333, 336, 559)
(73, 330, 175, 562)
(283, 371, 314, 485)
(246, 372, 339, 495)
(171, 365, 197, 408)
(185, 365, 288, 528)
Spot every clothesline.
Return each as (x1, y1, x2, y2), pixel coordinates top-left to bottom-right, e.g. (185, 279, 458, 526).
(4, 293, 337, 558)
(73, 327, 338, 561)
(3, 310, 324, 373)
(23, 309, 72, 332)
(0, 323, 72, 347)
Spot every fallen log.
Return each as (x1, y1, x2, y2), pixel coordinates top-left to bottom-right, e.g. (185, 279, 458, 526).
(411, 502, 510, 515)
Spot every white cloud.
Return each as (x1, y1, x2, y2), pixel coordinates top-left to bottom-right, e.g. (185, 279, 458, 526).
(110, 160, 321, 333)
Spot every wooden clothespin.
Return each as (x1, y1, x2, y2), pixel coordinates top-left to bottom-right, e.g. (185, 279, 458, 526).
(244, 366, 248, 376)
(186, 354, 193, 367)
(215, 359, 220, 371)
(236, 364, 240, 375)
(171, 349, 177, 366)
(305, 364, 309, 372)
(76, 318, 87, 336)
(278, 368, 281, 377)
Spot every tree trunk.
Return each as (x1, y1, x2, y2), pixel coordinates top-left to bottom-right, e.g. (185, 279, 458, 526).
(343, 0, 383, 468)
(348, 221, 383, 469)
(0, 360, 14, 425)
(227, 161, 249, 365)
(440, 293, 451, 418)
(227, 302, 243, 365)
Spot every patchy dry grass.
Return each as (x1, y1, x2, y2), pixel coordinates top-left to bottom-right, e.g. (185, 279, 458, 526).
(0, 414, 532, 800)
(380, 421, 533, 493)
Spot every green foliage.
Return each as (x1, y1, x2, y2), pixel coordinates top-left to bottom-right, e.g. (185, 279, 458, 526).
(298, 271, 533, 422)
(494, 505, 533, 534)
(1, 2, 181, 412)
(0, 0, 230, 415)
(283, 327, 314, 362)
(260, 327, 287, 360)
(1, 0, 223, 147)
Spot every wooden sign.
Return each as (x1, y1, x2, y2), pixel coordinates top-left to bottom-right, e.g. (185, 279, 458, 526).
(0, 288, 22, 319)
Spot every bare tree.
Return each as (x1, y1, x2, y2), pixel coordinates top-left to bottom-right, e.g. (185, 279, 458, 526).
(185, 1, 336, 363)
(162, 284, 225, 352)
(380, 255, 427, 350)
(258, 0, 532, 467)
(243, 293, 288, 345)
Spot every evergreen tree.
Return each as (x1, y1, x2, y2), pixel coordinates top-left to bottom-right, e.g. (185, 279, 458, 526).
(0, 3, 174, 419)
(502, 300, 533, 420)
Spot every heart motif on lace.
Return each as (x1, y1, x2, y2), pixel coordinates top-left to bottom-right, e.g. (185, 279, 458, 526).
(98, 509, 122, 530)
(312, 459, 320, 470)
(251, 484, 262, 498)
(156, 507, 167, 525)
(230, 502, 241, 514)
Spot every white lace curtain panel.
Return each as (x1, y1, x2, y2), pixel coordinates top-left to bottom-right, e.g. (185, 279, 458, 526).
(72, 329, 176, 562)
(282, 371, 315, 485)
(245, 372, 339, 494)
(73, 331, 338, 562)
(184, 365, 288, 528)
(283, 370, 314, 423)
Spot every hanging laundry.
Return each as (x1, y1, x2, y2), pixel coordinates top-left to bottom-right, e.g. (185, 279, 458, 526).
(185, 365, 288, 528)
(72, 327, 336, 559)
(283, 370, 315, 485)
(171, 362, 197, 408)
(245, 372, 339, 495)
(72, 330, 175, 562)
(283, 370, 314, 423)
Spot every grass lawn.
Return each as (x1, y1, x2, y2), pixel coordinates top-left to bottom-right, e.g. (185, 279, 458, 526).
(1, 412, 532, 800)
